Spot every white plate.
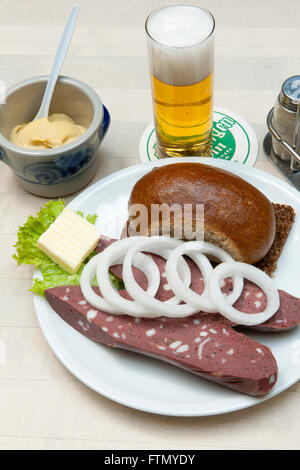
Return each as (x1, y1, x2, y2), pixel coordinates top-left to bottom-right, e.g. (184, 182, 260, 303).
(34, 158, 300, 416)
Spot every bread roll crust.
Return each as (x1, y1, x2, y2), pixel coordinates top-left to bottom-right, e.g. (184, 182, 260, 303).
(128, 163, 276, 264)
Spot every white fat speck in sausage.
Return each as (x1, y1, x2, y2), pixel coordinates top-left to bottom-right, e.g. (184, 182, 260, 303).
(198, 338, 210, 360)
(170, 340, 182, 349)
(87, 309, 98, 321)
(146, 329, 156, 337)
(226, 349, 234, 355)
(176, 344, 189, 353)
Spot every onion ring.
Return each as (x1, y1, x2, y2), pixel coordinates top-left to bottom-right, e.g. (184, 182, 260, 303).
(165, 242, 216, 313)
(185, 241, 245, 305)
(209, 262, 280, 326)
(166, 241, 244, 311)
(80, 253, 119, 314)
(81, 237, 160, 316)
(139, 245, 192, 305)
(141, 247, 192, 306)
(188, 241, 244, 305)
(96, 237, 162, 316)
(123, 237, 198, 317)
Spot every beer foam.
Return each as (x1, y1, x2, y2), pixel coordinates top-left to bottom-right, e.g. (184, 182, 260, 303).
(146, 6, 214, 86)
(147, 5, 214, 48)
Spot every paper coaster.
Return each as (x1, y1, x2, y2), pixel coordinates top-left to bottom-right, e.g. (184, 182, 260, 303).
(139, 106, 258, 166)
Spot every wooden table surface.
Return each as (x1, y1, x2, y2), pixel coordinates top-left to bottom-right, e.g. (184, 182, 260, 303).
(0, 0, 299, 450)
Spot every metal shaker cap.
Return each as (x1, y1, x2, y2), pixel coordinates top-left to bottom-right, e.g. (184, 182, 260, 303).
(279, 75, 300, 111)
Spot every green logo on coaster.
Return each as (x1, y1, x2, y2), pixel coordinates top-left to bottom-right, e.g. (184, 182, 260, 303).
(212, 116, 236, 160)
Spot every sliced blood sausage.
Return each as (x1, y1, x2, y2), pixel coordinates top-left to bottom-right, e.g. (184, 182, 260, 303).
(244, 289, 300, 332)
(96, 237, 300, 332)
(45, 285, 278, 396)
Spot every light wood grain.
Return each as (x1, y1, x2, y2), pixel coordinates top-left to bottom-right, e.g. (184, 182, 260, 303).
(0, 0, 299, 451)
(1, 26, 300, 58)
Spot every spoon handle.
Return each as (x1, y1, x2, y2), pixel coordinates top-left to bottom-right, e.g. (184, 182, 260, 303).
(34, 5, 79, 120)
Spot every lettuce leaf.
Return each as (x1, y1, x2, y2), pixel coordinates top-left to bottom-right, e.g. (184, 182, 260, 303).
(13, 199, 123, 295)
(13, 199, 66, 268)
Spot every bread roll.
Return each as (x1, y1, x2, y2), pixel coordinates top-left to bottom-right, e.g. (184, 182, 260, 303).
(127, 163, 276, 264)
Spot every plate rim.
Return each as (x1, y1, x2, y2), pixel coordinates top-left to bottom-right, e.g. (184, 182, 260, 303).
(34, 157, 300, 417)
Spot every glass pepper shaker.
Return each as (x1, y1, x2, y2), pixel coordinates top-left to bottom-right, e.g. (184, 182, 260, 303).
(291, 101, 300, 171)
(272, 75, 300, 167)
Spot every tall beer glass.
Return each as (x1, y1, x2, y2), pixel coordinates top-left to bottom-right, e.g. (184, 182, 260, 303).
(145, 5, 215, 158)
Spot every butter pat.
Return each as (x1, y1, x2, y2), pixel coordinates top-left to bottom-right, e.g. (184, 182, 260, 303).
(37, 208, 100, 274)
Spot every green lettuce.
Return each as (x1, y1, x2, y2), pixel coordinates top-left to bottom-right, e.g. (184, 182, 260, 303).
(13, 199, 124, 295)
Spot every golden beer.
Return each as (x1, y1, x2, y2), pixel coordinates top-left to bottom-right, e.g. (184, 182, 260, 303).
(146, 5, 215, 158)
(151, 73, 213, 157)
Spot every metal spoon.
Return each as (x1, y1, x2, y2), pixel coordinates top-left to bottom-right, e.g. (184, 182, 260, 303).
(33, 5, 79, 121)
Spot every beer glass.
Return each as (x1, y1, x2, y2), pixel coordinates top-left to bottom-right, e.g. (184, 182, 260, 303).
(145, 5, 215, 158)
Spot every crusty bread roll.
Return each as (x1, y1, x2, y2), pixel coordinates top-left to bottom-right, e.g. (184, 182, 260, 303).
(127, 163, 276, 264)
